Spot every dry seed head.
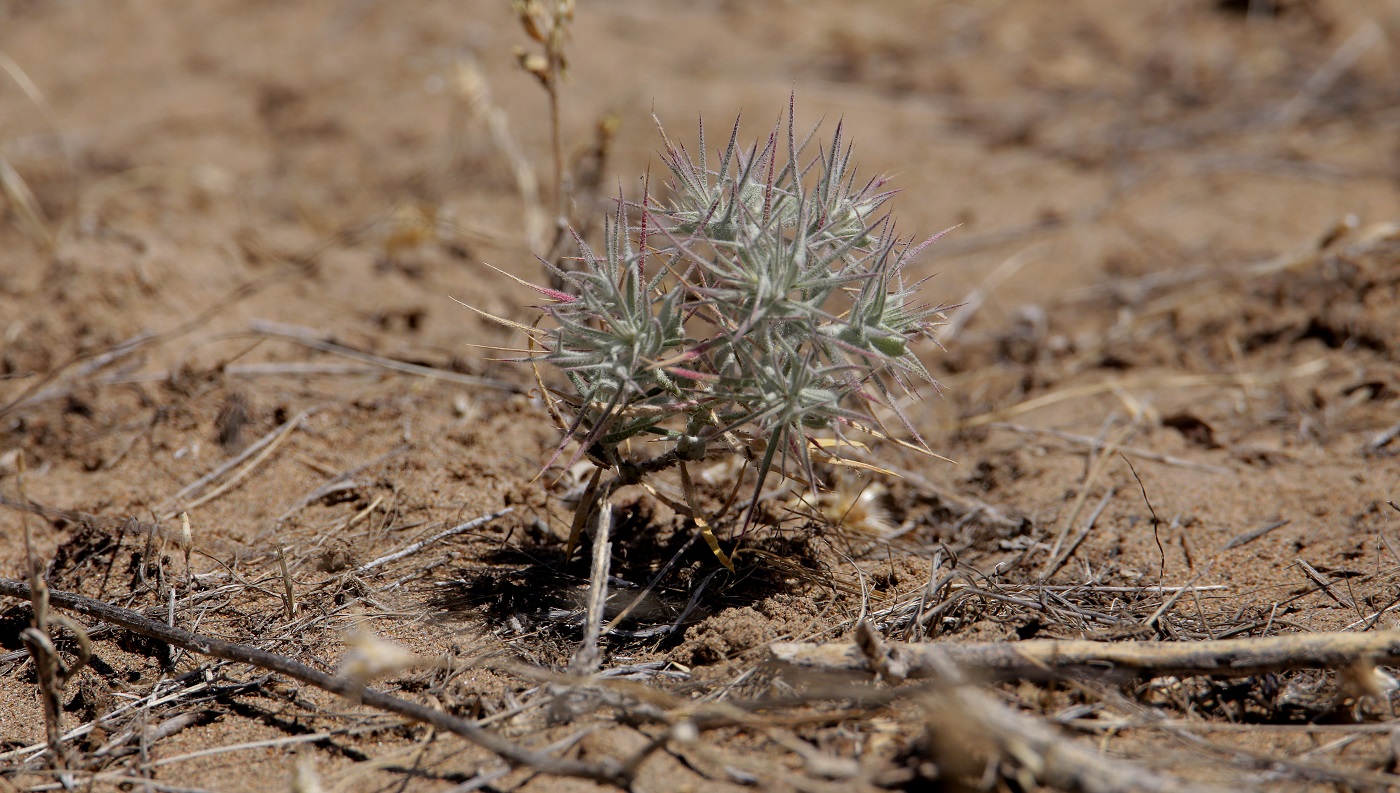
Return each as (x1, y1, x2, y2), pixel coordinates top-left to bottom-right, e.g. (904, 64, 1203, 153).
(290, 754, 324, 793)
(795, 474, 893, 538)
(448, 56, 488, 114)
(513, 0, 573, 72)
(1340, 658, 1399, 701)
(514, 48, 552, 86)
(337, 631, 422, 687)
(512, 0, 548, 42)
(177, 511, 193, 550)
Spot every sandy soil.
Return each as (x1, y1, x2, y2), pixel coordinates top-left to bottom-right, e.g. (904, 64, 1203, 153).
(2, 1, 1399, 791)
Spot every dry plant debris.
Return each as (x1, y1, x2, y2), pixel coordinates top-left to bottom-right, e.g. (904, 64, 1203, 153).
(0, 579, 632, 787)
(4, 2, 1400, 792)
(773, 630, 1400, 684)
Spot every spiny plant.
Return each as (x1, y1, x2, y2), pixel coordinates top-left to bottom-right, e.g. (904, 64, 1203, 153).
(495, 98, 949, 565)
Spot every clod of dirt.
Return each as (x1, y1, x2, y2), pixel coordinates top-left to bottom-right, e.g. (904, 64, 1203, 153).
(1163, 412, 1220, 448)
(678, 594, 821, 667)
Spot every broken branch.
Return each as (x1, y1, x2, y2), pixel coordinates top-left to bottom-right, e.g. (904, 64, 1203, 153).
(772, 631, 1400, 683)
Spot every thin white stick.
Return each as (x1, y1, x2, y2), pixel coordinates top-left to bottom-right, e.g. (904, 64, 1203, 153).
(166, 412, 305, 518)
(0, 681, 213, 764)
(249, 319, 516, 391)
(141, 723, 397, 769)
(156, 407, 317, 514)
(940, 244, 1042, 342)
(353, 508, 513, 576)
(1273, 22, 1383, 127)
(570, 496, 612, 675)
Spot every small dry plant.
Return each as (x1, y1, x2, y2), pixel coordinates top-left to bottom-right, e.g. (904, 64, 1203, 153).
(485, 99, 950, 565)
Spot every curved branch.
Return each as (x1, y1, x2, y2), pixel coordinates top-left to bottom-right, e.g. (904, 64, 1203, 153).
(0, 579, 629, 787)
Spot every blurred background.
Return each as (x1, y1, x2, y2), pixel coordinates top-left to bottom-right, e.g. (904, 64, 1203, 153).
(3, 1, 1398, 370)
(3, 0, 1399, 540)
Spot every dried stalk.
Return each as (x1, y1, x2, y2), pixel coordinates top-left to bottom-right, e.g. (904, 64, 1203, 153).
(569, 492, 612, 675)
(156, 406, 317, 518)
(856, 626, 1229, 793)
(247, 319, 517, 392)
(14, 454, 91, 771)
(772, 630, 1400, 683)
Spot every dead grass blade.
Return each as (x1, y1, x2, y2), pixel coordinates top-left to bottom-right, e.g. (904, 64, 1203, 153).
(939, 243, 1041, 342)
(0, 46, 75, 238)
(1041, 422, 1133, 578)
(955, 358, 1328, 430)
(563, 463, 604, 559)
(248, 319, 518, 392)
(991, 422, 1234, 475)
(1271, 21, 1383, 128)
(1042, 485, 1117, 581)
(680, 461, 734, 572)
(0, 155, 54, 249)
(155, 406, 317, 519)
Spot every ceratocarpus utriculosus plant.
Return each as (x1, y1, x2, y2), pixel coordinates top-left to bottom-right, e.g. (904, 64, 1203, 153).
(504, 99, 949, 548)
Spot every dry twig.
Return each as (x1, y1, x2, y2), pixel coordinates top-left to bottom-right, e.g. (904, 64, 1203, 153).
(921, 678, 1228, 793)
(352, 507, 513, 576)
(570, 493, 612, 675)
(155, 406, 317, 519)
(856, 628, 1224, 792)
(772, 631, 1400, 683)
(0, 579, 630, 787)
